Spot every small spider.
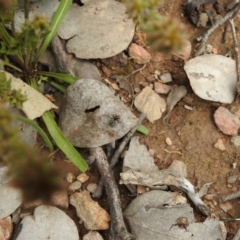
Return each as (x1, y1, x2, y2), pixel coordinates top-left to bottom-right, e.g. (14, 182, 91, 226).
(109, 114, 121, 127)
(169, 217, 189, 231)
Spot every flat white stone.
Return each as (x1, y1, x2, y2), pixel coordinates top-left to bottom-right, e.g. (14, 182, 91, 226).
(16, 205, 79, 240)
(0, 183, 22, 219)
(184, 55, 237, 103)
(58, 0, 135, 59)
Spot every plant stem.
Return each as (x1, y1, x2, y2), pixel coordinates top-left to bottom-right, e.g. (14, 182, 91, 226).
(15, 115, 54, 151)
(42, 111, 88, 172)
(24, 0, 29, 20)
(34, 0, 73, 64)
(29, 79, 88, 172)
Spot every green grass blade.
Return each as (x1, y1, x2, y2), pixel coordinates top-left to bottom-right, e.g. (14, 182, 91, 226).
(37, 71, 78, 84)
(15, 115, 54, 151)
(35, 0, 72, 63)
(0, 23, 14, 46)
(47, 81, 66, 93)
(42, 111, 88, 172)
(137, 124, 149, 135)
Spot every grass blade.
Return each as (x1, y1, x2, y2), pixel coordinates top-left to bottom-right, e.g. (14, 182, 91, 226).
(37, 71, 78, 84)
(42, 111, 88, 172)
(35, 0, 72, 63)
(15, 115, 54, 151)
(137, 124, 149, 135)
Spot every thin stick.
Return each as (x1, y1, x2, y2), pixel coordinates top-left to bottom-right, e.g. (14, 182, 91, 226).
(51, 35, 74, 75)
(195, 3, 240, 56)
(219, 190, 240, 202)
(92, 113, 146, 198)
(229, 19, 240, 94)
(91, 147, 135, 240)
(110, 113, 146, 168)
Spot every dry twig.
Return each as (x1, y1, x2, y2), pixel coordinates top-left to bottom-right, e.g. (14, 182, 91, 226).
(219, 190, 240, 202)
(90, 147, 135, 240)
(229, 19, 240, 94)
(120, 169, 211, 216)
(93, 113, 146, 198)
(51, 35, 74, 75)
(195, 3, 240, 56)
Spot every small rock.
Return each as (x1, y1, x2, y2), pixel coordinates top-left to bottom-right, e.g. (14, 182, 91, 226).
(154, 70, 161, 79)
(163, 85, 187, 124)
(69, 181, 82, 191)
(83, 231, 104, 240)
(86, 183, 98, 193)
(148, 149, 155, 156)
(219, 202, 232, 212)
(66, 172, 76, 183)
(197, 12, 209, 27)
(17, 205, 79, 240)
(214, 107, 240, 136)
(214, 138, 226, 151)
(184, 105, 193, 110)
(212, 48, 218, 54)
(134, 86, 141, 93)
(167, 160, 187, 178)
(123, 136, 159, 174)
(137, 185, 147, 194)
(0, 183, 22, 219)
(141, 81, 149, 87)
(165, 137, 173, 146)
(77, 173, 89, 183)
(231, 136, 240, 146)
(146, 75, 155, 82)
(134, 86, 166, 123)
(154, 82, 171, 94)
(0, 217, 12, 240)
(205, 44, 213, 54)
(128, 43, 151, 64)
(204, 194, 215, 201)
(233, 162, 237, 169)
(227, 175, 238, 184)
(160, 72, 172, 83)
(198, 182, 214, 198)
(70, 190, 110, 230)
(51, 190, 69, 209)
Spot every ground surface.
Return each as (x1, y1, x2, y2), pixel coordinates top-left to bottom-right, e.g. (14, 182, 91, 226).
(24, 0, 240, 239)
(97, 0, 240, 238)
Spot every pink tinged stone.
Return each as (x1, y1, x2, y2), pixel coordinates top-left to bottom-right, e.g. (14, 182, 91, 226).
(154, 82, 171, 94)
(128, 43, 151, 64)
(0, 217, 12, 240)
(214, 138, 226, 151)
(214, 107, 240, 136)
